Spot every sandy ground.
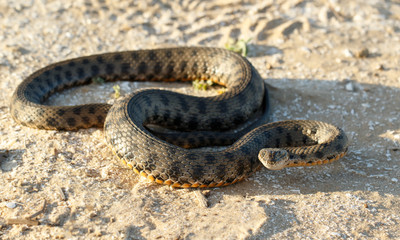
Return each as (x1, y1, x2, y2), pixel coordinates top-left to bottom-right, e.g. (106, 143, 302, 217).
(1, 0, 400, 239)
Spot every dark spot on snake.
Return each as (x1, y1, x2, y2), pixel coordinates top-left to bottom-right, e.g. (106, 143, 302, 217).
(190, 166, 204, 181)
(253, 136, 262, 146)
(55, 74, 62, 85)
(191, 62, 198, 72)
(45, 78, 53, 88)
(37, 84, 46, 94)
(148, 50, 156, 60)
(232, 114, 245, 125)
(152, 105, 159, 117)
(335, 144, 343, 152)
(206, 135, 216, 144)
(217, 101, 228, 113)
(300, 153, 307, 159)
(276, 126, 284, 134)
(187, 118, 198, 130)
(104, 64, 113, 75)
(159, 94, 169, 106)
(67, 117, 76, 127)
(162, 110, 170, 121)
(68, 61, 76, 67)
(35, 108, 45, 117)
(204, 154, 216, 164)
(165, 50, 172, 58)
(337, 134, 344, 140)
(146, 73, 154, 80)
(64, 71, 73, 81)
(237, 91, 247, 104)
(134, 104, 142, 115)
(173, 114, 182, 126)
(128, 74, 137, 80)
(275, 138, 281, 147)
(81, 58, 90, 64)
(165, 62, 174, 79)
(121, 63, 131, 74)
(209, 118, 222, 131)
(168, 161, 182, 177)
(138, 62, 147, 74)
(153, 61, 162, 75)
(96, 56, 104, 64)
(307, 160, 313, 164)
(56, 109, 65, 116)
(235, 160, 245, 176)
(90, 65, 100, 77)
(73, 107, 81, 115)
(77, 68, 85, 78)
(286, 133, 293, 146)
(131, 52, 139, 60)
(215, 165, 226, 181)
(114, 54, 123, 61)
(202, 62, 208, 73)
(241, 146, 250, 155)
(55, 66, 63, 71)
(142, 95, 152, 106)
(315, 151, 324, 159)
(289, 154, 295, 159)
(177, 95, 189, 112)
(191, 49, 197, 56)
(197, 135, 205, 143)
(81, 116, 90, 125)
(44, 70, 50, 76)
(96, 115, 104, 123)
(246, 80, 255, 92)
(88, 106, 96, 114)
(302, 135, 309, 144)
(196, 100, 206, 114)
(180, 61, 187, 73)
(186, 137, 196, 147)
(46, 118, 57, 127)
(32, 77, 40, 83)
(224, 152, 234, 161)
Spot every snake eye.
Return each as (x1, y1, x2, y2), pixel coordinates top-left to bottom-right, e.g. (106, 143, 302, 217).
(258, 148, 289, 170)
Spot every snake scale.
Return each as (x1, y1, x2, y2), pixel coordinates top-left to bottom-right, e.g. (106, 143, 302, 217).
(10, 47, 348, 188)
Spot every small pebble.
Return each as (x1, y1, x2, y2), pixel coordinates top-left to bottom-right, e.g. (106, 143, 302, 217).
(376, 64, 384, 71)
(345, 82, 355, 92)
(355, 48, 369, 58)
(5, 202, 17, 209)
(343, 49, 354, 57)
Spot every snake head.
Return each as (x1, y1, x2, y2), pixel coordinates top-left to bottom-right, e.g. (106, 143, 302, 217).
(258, 148, 289, 170)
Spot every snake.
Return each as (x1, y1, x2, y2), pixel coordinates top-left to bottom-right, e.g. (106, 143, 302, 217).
(10, 47, 348, 188)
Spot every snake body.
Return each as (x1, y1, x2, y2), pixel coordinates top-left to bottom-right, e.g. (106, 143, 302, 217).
(10, 47, 348, 188)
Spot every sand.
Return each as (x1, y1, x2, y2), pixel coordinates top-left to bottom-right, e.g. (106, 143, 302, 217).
(0, 0, 399, 239)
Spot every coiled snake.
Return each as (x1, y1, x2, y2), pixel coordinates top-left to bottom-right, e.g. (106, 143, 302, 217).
(10, 47, 348, 188)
